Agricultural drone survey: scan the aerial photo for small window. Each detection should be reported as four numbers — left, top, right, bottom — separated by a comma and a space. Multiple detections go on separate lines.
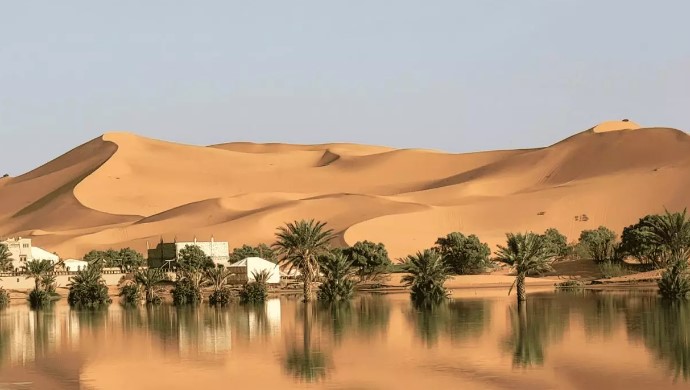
22, 244, 29, 248
19, 255, 27, 262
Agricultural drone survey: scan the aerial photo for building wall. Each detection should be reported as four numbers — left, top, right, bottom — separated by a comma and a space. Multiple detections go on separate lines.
1, 237, 33, 270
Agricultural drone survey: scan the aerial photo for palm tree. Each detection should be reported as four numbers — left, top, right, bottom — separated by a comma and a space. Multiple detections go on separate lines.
134, 267, 166, 303
644, 209, 690, 259
401, 249, 450, 305
0, 244, 13, 272
23, 259, 55, 291
67, 266, 111, 308
496, 233, 553, 304
273, 219, 334, 302
318, 253, 356, 302
204, 266, 232, 293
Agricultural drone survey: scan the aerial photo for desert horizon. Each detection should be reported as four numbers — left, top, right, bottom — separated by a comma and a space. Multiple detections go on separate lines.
1, 119, 687, 261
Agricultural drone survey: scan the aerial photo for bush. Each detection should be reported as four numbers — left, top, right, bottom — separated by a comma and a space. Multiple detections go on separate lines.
67, 267, 112, 308
433, 232, 490, 275
401, 250, 450, 305
342, 241, 392, 281
556, 280, 584, 288
28, 289, 53, 308
239, 282, 268, 304
541, 228, 569, 258
0, 287, 10, 308
579, 226, 617, 262
209, 288, 235, 306
171, 279, 202, 305
119, 283, 142, 305
318, 254, 356, 302
598, 261, 629, 279
658, 259, 690, 299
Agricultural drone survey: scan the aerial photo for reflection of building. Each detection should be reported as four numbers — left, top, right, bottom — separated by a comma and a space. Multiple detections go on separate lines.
178, 310, 232, 356
248, 298, 282, 339
147, 237, 230, 267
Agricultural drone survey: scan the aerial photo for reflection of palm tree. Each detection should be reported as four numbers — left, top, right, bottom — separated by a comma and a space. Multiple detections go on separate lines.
628, 299, 690, 381
355, 295, 391, 338
407, 299, 491, 347
283, 304, 329, 382
504, 298, 569, 368
318, 301, 352, 344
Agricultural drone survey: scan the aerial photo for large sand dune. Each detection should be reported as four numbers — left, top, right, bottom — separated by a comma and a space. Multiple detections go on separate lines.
1, 121, 689, 260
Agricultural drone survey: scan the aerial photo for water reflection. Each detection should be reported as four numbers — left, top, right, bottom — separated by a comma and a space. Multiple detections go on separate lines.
407, 299, 491, 347
283, 303, 330, 382
0, 291, 690, 387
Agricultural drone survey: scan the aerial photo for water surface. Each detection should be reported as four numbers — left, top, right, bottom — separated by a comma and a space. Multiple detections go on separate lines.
0, 289, 688, 389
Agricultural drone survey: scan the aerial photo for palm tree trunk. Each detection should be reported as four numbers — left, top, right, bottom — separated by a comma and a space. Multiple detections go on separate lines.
303, 273, 312, 302
516, 273, 526, 303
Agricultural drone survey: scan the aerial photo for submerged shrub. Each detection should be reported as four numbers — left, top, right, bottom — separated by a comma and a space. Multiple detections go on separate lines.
172, 279, 202, 305
658, 259, 690, 300
240, 282, 267, 304
209, 288, 235, 306
0, 287, 10, 308
28, 289, 53, 308
67, 267, 112, 308
401, 250, 450, 306
119, 283, 142, 305
318, 254, 356, 302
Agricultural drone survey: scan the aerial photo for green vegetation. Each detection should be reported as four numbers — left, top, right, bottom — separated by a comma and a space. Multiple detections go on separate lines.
176, 245, 214, 270
67, 266, 112, 308
621, 215, 667, 268
642, 209, 690, 299
273, 219, 334, 303
205, 266, 234, 306
496, 233, 553, 303
119, 283, 141, 305
401, 249, 450, 305
0, 287, 9, 308
83, 248, 144, 271
228, 243, 277, 263
556, 280, 584, 288
239, 270, 270, 304
342, 241, 392, 281
598, 260, 629, 279
541, 228, 569, 259
658, 257, 690, 299
318, 253, 356, 302
433, 232, 490, 275
579, 226, 617, 262
0, 244, 12, 272
172, 278, 202, 305
24, 259, 58, 308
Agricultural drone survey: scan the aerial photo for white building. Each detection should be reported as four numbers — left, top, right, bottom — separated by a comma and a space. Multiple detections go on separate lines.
30, 247, 59, 264
175, 238, 230, 266
228, 257, 280, 284
1, 237, 33, 270
63, 259, 89, 272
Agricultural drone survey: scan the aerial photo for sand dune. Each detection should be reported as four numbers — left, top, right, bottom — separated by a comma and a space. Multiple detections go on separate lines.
1, 121, 689, 259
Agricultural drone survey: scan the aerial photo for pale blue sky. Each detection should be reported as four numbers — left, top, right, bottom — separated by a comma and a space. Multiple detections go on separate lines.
1, 1, 689, 175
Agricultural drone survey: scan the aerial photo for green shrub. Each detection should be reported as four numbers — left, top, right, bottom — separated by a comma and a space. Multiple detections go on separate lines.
0, 287, 10, 308
658, 259, 690, 300
171, 279, 202, 305
433, 232, 490, 275
119, 283, 142, 305
67, 267, 112, 308
598, 261, 629, 279
401, 250, 450, 306
556, 280, 584, 288
28, 289, 53, 308
318, 254, 356, 302
209, 288, 235, 306
239, 282, 268, 304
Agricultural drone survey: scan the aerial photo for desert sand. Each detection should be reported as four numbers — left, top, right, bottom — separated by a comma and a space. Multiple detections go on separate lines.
1, 120, 688, 262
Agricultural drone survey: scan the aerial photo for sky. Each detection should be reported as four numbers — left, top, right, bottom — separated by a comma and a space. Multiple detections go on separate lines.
1, 0, 689, 175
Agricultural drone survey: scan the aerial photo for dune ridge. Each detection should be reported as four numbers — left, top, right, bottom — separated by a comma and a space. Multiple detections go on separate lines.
1, 121, 689, 259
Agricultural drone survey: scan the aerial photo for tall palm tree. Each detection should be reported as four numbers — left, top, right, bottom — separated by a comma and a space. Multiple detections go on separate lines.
0, 244, 13, 272
401, 249, 450, 305
318, 253, 356, 302
23, 259, 55, 291
273, 219, 334, 302
134, 267, 166, 303
496, 233, 553, 304
644, 209, 690, 259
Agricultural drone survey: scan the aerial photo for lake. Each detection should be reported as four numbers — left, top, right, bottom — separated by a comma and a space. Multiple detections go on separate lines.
0, 289, 688, 389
